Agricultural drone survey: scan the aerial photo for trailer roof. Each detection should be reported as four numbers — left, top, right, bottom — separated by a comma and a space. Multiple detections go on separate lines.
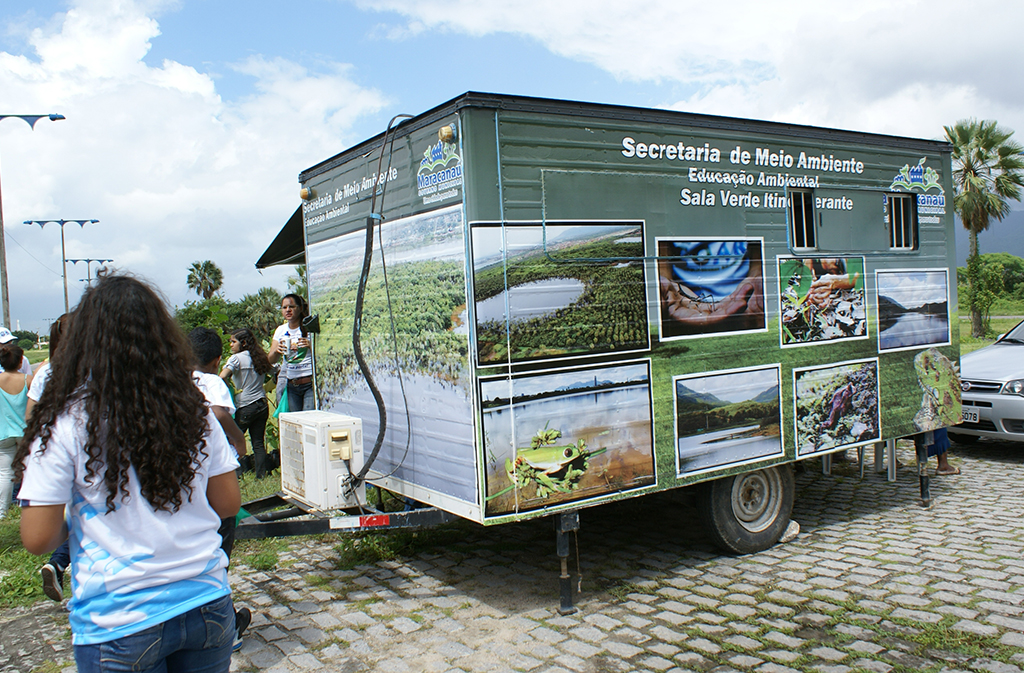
298, 91, 951, 183
256, 92, 953, 268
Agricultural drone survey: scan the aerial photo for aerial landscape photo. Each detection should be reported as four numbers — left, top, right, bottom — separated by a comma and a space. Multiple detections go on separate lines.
472, 222, 648, 365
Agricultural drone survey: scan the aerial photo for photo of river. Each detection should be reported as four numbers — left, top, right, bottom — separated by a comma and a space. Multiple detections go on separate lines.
877, 269, 950, 352
481, 362, 655, 516
674, 366, 783, 476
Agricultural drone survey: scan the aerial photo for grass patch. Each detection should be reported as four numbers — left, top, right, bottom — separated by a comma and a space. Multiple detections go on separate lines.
606, 581, 659, 601
30, 660, 73, 673
234, 535, 291, 572
333, 523, 468, 571
304, 574, 330, 588
311, 635, 350, 651
335, 531, 415, 569
26, 350, 49, 365
0, 506, 51, 608
238, 471, 283, 503
888, 614, 1003, 658
959, 316, 1023, 354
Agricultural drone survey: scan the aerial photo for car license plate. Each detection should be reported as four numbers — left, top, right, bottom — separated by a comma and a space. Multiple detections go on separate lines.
962, 407, 980, 424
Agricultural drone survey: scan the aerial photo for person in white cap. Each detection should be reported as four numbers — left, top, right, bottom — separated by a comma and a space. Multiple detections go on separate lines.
0, 328, 33, 376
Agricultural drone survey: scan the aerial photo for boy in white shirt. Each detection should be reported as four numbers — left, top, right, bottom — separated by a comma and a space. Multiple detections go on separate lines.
188, 327, 251, 651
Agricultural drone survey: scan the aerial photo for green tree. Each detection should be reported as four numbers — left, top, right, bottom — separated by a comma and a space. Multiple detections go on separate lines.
287, 265, 307, 299
944, 119, 1024, 337
186, 260, 224, 300
234, 287, 282, 342
980, 252, 1024, 296
12, 329, 38, 346
973, 261, 1005, 335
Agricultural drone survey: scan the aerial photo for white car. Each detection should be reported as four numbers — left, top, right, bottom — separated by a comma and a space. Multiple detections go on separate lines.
951, 319, 1024, 444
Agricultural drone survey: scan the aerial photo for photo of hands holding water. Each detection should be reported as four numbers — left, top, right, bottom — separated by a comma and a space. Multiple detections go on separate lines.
657, 239, 766, 340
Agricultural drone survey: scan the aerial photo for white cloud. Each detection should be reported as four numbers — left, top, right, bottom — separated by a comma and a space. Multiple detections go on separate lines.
0, 0, 387, 330
356, 0, 1024, 138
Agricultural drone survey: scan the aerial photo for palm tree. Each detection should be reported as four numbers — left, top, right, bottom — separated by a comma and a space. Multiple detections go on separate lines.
186, 260, 224, 300
287, 265, 308, 299
236, 287, 282, 341
944, 119, 1024, 337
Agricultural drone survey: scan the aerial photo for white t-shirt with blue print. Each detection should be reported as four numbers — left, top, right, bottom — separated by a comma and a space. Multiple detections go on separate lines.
18, 404, 239, 645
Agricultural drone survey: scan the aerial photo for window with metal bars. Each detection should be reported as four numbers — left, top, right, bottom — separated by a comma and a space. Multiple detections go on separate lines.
788, 190, 816, 249
885, 193, 917, 250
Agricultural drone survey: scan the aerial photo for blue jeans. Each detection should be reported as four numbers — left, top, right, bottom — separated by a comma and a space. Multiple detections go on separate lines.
287, 380, 315, 412
0, 436, 17, 517
50, 540, 71, 572
74, 594, 234, 673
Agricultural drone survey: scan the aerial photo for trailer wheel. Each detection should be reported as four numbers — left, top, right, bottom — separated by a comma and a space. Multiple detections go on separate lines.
697, 465, 794, 555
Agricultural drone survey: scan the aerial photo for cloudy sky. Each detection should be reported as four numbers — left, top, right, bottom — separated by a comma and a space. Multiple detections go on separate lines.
2, 0, 1022, 332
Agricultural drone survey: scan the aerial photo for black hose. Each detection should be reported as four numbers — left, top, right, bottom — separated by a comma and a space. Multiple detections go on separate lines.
352, 214, 387, 481
352, 113, 413, 482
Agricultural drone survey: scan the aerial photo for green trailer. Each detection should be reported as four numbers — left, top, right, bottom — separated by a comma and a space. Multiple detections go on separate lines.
254, 92, 960, 607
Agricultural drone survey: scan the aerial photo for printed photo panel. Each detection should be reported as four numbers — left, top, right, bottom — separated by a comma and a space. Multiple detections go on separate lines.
778, 256, 868, 347
674, 365, 783, 477
794, 359, 881, 456
910, 347, 962, 432
481, 361, 656, 517
876, 269, 950, 352
308, 204, 477, 504
657, 238, 766, 340
471, 222, 648, 366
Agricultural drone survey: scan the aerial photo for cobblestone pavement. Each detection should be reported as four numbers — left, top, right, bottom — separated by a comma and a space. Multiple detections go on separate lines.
4, 439, 1024, 673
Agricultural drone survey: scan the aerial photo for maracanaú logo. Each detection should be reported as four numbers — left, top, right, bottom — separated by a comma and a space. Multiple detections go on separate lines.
417, 140, 463, 203
890, 158, 943, 193
418, 141, 460, 175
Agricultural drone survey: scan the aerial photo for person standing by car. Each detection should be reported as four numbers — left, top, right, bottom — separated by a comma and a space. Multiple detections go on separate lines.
928, 427, 960, 475
16, 273, 240, 672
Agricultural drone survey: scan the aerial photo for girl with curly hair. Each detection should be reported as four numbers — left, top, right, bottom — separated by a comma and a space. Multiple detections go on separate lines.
16, 273, 240, 673
220, 328, 273, 478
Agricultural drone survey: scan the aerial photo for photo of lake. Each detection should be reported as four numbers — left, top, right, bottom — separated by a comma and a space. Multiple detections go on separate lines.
471, 221, 648, 365
480, 362, 655, 516
674, 365, 783, 476
876, 269, 950, 352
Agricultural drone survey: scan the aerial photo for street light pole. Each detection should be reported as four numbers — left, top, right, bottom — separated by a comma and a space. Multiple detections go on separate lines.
24, 219, 100, 312
66, 258, 112, 287
0, 114, 65, 328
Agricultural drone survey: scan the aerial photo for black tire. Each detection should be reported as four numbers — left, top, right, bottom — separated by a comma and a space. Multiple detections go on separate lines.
948, 432, 978, 445
696, 465, 795, 555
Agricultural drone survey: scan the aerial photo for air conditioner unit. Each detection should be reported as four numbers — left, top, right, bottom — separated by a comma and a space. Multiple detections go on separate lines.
279, 411, 365, 511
